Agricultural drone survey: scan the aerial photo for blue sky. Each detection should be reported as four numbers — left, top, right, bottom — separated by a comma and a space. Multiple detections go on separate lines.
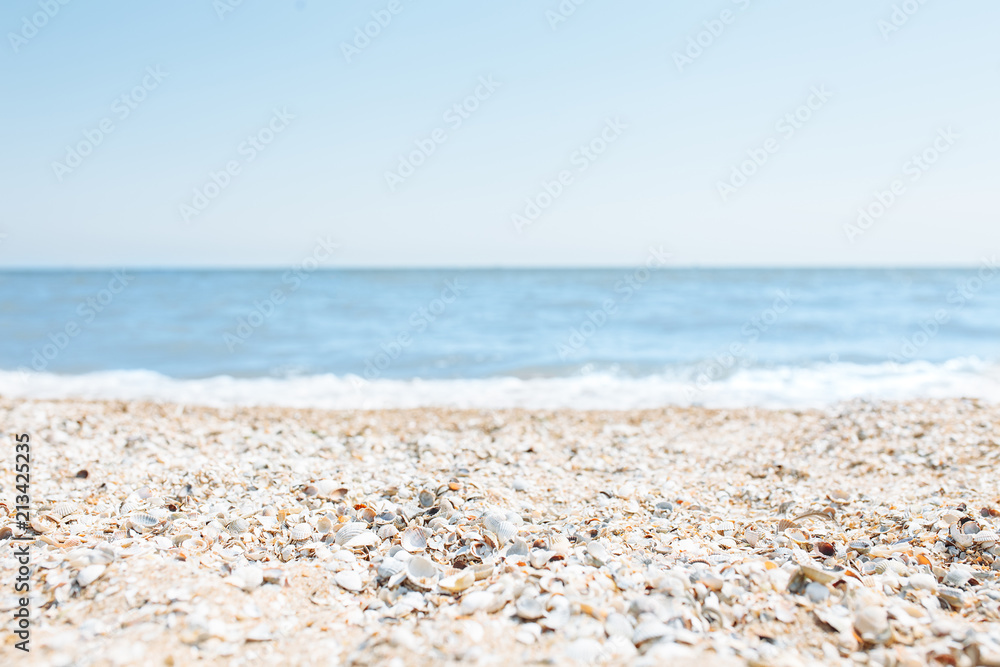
1, 0, 997, 267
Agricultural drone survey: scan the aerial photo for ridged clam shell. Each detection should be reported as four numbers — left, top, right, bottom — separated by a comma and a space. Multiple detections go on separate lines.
51, 502, 80, 518
401, 526, 427, 553
378, 524, 399, 540
377, 557, 406, 580
226, 518, 249, 536
483, 514, 516, 544
973, 531, 998, 544
335, 522, 366, 546
128, 513, 159, 531
289, 523, 312, 541
344, 530, 378, 550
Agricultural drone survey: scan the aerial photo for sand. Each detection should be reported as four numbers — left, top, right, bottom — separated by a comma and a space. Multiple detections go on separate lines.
2, 396, 1000, 666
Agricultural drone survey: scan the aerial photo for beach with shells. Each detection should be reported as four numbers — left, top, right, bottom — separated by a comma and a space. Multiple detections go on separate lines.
2, 396, 1000, 666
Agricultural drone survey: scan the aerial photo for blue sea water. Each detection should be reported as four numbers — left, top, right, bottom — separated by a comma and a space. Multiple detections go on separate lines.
1, 268, 999, 408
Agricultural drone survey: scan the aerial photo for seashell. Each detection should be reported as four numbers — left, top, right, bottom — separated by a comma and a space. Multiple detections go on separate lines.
343, 530, 378, 550
76, 564, 106, 587
814, 541, 836, 557
377, 557, 406, 580
937, 586, 967, 608
418, 489, 435, 508
777, 518, 799, 532
51, 502, 80, 519
848, 539, 872, 554
633, 619, 671, 646
263, 568, 285, 585
171, 532, 194, 546
401, 526, 427, 553
540, 598, 571, 630
515, 596, 545, 620
405, 555, 439, 590
483, 514, 516, 544
334, 522, 366, 546
506, 537, 529, 559
181, 537, 207, 551
30, 516, 57, 534
378, 524, 398, 540
438, 570, 475, 593
530, 549, 555, 569
800, 564, 841, 584
853, 607, 890, 640
460, 591, 496, 614
289, 524, 312, 541
785, 528, 811, 544
0, 526, 12, 540
471, 563, 493, 581
375, 510, 396, 525
944, 569, 971, 587
358, 507, 376, 523
334, 570, 364, 592
316, 516, 333, 534
226, 518, 249, 536
973, 531, 998, 545
744, 529, 760, 548
587, 540, 610, 565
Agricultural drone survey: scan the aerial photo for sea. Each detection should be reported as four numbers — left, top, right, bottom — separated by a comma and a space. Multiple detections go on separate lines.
2, 268, 999, 410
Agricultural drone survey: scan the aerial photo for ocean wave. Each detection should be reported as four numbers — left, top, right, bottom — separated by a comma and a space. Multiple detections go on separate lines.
2, 358, 999, 409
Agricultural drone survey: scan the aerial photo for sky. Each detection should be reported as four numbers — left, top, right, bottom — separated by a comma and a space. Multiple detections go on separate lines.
1, 0, 998, 268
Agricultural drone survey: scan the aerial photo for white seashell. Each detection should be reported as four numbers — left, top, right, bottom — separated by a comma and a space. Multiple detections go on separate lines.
316, 516, 333, 534
460, 591, 496, 614
334, 522, 366, 546
378, 524, 398, 540
483, 514, 516, 544
289, 524, 312, 541
226, 518, 249, 536
515, 596, 545, 620
343, 530, 378, 550
335, 570, 364, 592
529, 550, 555, 569
29, 516, 57, 534
76, 564, 106, 587
418, 489, 435, 508
587, 541, 610, 565
406, 555, 439, 590
377, 557, 406, 580
51, 502, 80, 518
438, 570, 475, 593
633, 619, 670, 646
235, 566, 263, 591
506, 537, 529, 558
401, 526, 427, 553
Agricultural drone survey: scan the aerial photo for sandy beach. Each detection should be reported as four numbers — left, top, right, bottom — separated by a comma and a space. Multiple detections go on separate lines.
2, 396, 1000, 666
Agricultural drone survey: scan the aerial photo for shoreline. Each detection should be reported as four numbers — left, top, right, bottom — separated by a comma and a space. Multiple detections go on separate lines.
2, 397, 999, 665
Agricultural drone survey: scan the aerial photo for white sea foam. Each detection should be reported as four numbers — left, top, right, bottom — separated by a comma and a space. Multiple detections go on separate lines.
2, 358, 999, 410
